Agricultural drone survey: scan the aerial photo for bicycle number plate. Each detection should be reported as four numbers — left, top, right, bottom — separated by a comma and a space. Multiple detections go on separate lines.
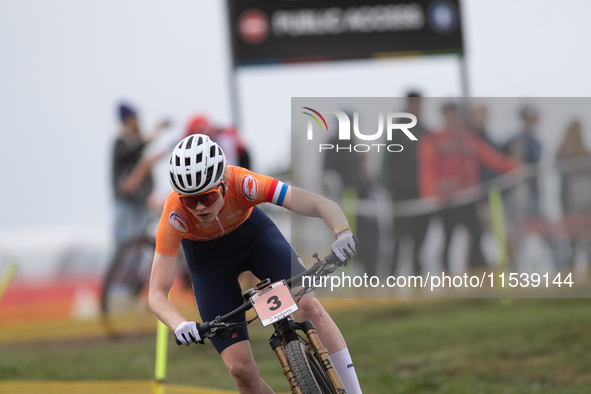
251, 280, 299, 327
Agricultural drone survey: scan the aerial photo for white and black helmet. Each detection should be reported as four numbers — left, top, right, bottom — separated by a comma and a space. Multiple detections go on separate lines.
169, 134, 227, 195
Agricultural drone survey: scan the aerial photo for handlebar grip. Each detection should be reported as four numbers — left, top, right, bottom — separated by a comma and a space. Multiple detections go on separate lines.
198, 322, 210, 337
325, 251, 341, 265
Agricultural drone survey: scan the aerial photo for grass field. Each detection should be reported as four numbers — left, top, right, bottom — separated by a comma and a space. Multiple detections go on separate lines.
1, 298, 591, 393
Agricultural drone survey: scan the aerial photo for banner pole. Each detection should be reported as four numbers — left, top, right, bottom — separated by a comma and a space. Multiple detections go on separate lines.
225, 0, 242, 130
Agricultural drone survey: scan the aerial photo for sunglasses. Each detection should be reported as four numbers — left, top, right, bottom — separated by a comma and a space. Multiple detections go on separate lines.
179, 184, 224, 209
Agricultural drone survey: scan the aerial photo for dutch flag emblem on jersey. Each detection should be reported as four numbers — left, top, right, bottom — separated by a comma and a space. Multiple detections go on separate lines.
266, 179, 289, 206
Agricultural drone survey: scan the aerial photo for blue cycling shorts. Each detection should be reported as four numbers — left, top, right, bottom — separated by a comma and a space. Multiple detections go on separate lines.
181, 206, 307, 354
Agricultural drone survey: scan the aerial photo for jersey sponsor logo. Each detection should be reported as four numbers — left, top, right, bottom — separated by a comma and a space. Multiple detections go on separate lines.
226, 209, 243, 220
169, 211, 188, 234
241, 175, 258, 201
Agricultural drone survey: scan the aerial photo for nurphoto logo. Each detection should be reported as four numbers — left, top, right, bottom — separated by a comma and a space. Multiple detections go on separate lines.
302, 107, 418, 152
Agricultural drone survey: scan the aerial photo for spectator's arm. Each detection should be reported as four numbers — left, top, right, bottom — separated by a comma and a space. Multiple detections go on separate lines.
120, 152, 164, 195
418, 137, 437, 197
473, 134, 520, 173
145, 119, 170, 143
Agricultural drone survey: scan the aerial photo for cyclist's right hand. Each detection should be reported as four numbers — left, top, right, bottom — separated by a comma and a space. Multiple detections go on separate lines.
331, 233, 359, 264
174, 321, 202, 346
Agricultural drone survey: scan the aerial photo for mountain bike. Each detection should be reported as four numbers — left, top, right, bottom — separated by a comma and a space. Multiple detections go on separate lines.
175, 251, 349, 394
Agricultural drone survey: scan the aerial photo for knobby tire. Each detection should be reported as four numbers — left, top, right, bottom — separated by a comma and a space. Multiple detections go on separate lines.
284, 340, 333, 394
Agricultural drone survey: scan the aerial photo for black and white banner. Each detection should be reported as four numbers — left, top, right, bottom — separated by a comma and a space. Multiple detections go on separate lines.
228, 0, 464, 66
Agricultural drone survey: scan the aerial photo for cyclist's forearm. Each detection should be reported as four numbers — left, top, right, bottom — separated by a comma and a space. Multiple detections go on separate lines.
148, 291, 186, 331
149, 253, 186, 330
286, 187, 352, 233
316, 198, 351, 233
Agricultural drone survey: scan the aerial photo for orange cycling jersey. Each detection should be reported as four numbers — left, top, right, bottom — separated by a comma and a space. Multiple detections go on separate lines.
156, 166, 290, 257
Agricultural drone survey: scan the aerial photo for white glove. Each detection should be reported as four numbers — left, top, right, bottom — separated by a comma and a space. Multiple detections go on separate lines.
174, 321, 201, 346
331, 233, 357, 263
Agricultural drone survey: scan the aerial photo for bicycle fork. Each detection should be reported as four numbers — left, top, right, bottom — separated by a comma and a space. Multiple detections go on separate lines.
270, 318, 347, 394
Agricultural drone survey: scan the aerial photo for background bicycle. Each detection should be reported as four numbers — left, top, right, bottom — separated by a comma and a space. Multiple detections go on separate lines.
101, 209, 194, 338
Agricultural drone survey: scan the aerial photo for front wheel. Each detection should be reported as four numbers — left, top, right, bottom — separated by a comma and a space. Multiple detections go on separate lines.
284, 340, 333, 394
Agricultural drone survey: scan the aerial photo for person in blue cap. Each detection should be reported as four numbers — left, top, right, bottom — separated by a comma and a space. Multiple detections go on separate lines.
111, 102, 170, 247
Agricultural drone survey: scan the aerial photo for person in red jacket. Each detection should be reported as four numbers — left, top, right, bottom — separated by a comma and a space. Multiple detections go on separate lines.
419, 102, 520, 271
184, 114, 251, 169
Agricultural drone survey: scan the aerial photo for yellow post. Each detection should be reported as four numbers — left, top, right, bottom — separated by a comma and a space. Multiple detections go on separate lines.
152, 317, 169, 394
488, 188, 508, 269
154, 318, 169, 383
0, 261, 18, 304
488, 188, 511, 302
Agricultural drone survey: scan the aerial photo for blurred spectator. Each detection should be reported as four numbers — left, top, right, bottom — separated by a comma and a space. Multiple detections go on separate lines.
324, 112, 368, 193
469, 104, 501, 185
323, 114, 379, 276
184, 114, 251, 169
112, 102, 169, 247
556, 120, 591, 213
419, 102, 520, 271
503, 104, 542, 217
382, 92, 431, 275
556, 120, 591, 267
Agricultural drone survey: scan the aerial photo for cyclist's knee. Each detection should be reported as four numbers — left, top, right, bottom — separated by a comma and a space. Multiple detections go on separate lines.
226, 362, 259, 389
221, 341, 261, 388
296, 298, 328, 325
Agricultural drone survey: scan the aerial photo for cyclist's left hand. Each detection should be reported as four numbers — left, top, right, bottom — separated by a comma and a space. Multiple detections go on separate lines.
331, 232, 358, 263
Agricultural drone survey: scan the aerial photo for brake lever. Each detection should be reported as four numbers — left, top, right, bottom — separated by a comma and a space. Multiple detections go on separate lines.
323, 262, 339, 275
202, 316, 241, 340
204, 317, 228, 336
312, 253, 340, 276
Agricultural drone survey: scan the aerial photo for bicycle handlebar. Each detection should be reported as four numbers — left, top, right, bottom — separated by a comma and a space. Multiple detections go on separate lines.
174, 251, 344, 346
286, 251, 341, 288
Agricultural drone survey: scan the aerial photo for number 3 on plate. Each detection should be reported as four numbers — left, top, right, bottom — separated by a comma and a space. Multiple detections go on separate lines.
251, 280, 299, 327
267, 295, 282, 311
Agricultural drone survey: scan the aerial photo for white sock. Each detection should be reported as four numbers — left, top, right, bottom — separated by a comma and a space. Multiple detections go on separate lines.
330, 347, 362, 394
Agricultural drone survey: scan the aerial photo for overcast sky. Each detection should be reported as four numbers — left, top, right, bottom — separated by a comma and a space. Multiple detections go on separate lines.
1, 0, 591, 234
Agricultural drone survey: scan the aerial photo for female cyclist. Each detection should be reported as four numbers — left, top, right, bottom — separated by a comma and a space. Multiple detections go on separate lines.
148, 134, 362, 394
